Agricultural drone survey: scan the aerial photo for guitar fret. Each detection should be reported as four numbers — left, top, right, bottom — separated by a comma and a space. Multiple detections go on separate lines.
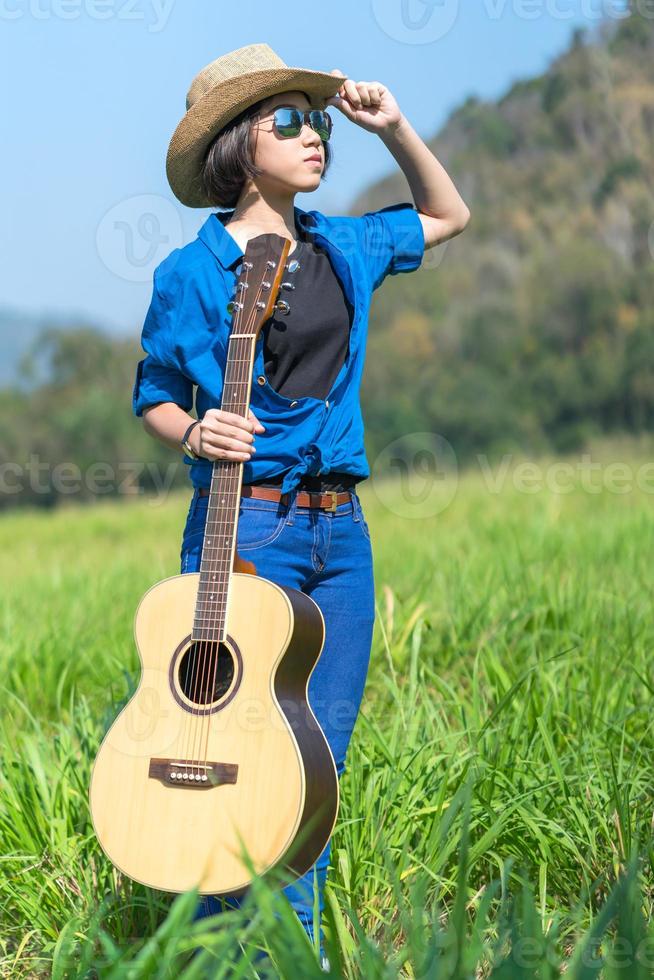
185, 266, 282, 633
198, 563, 235, 569
198, 557, 237, 561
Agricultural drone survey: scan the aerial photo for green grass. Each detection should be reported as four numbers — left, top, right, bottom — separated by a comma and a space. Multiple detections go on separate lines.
2, 436, 654, 977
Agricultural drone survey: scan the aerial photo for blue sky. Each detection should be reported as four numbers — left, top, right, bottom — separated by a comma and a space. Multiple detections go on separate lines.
2, 1, 620, 336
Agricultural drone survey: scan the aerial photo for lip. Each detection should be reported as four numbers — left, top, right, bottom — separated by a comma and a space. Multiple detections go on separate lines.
304, 155, 323, 164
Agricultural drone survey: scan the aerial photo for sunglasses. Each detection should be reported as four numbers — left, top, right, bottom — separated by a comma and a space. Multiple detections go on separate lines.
259, 105, 333, 142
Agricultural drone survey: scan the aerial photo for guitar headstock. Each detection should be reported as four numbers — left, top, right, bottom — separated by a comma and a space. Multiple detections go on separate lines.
227, 234, 299, 340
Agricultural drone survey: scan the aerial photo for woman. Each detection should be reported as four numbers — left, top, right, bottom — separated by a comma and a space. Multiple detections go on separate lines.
133, 42, 470, 967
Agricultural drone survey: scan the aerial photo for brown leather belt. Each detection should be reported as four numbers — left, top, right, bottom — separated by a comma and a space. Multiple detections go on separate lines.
197, 484, 353, 512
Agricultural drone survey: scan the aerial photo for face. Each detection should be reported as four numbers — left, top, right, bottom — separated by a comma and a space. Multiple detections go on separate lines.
249, 90, 329, 194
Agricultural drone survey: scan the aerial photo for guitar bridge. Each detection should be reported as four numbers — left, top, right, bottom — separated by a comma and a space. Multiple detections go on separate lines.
149, 757, 238, 789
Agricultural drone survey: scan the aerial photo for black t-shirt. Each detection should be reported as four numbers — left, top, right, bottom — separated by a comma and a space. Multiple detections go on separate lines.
260, 238, 353, 400
248, 235, 360, 491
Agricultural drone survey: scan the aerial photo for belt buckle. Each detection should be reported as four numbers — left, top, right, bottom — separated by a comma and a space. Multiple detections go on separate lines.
326, 490, 338, 512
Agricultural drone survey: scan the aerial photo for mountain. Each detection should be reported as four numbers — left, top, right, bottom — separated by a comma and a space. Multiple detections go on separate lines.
0, 309, 115, 391
351, 10, 654, 460
4, 8, 654, 510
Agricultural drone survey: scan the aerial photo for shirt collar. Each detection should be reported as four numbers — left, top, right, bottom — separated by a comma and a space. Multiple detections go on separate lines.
197, 205, 319, 270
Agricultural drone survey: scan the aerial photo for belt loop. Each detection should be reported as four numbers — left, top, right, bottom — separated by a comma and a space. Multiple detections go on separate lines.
351, 489, 362, 523
285, 488, 298, 526
190, 487, 200, 519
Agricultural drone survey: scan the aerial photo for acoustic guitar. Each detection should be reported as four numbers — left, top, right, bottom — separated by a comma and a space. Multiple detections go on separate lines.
89, 234, 339, 896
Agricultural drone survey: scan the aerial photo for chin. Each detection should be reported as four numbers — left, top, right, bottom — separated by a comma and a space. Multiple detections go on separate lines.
287, 178, 321, 193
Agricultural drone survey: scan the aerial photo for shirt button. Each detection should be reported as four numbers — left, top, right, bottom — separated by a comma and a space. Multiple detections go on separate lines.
325, 399, 330, 408
290, 400, 298, 407
257, 375, 266, 386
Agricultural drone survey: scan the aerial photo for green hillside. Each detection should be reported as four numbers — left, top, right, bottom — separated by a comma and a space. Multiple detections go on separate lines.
356, 11, 654, 464
3, 10, 654, 509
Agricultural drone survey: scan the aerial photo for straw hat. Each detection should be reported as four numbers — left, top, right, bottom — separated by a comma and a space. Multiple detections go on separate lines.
166, 43, 347, 208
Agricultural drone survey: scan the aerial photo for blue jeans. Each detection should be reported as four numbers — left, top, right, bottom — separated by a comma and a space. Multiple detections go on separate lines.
179, 485, 376, 956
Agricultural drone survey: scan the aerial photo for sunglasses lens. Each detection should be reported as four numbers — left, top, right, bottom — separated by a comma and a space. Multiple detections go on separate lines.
310, 110, 332, 141
272, 107, 333, 141
273, 107, 303, 137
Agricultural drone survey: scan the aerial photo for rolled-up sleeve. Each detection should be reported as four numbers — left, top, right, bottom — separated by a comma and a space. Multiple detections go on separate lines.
359, 202, 425, 290
132, 276, 194, 418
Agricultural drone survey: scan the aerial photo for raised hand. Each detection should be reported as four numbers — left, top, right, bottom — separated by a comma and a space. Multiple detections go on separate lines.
324, 69, 403, 134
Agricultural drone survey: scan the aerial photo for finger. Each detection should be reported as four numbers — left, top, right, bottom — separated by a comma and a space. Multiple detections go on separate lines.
208, 447, 252, 462
218, 423, 255, 445
248, 409, 266, 432
328, 93, 356, 119
342, 78, 362, 108
356, 83, 373, 107
204, 419, 254, 444
329, 68, 347, 87
367, 83, 383, 105
220, 435, 256, 454
219, 410, 257, 433
328, 69, 348, 101
206, 434, 256, 455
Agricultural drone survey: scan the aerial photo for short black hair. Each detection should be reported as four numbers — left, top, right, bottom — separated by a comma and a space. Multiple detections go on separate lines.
200, 92, 333, 209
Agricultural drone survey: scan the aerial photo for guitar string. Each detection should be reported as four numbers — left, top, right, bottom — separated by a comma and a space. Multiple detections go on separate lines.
185, 268, 251, 779
184, 259, 257, 779
198, 353, 256, 774
197, 261, 262, 776
199, 244, 299, 776
175, 263, 247, 779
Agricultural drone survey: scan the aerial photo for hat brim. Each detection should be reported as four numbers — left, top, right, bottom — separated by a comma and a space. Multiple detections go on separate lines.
166, 67, 347, 208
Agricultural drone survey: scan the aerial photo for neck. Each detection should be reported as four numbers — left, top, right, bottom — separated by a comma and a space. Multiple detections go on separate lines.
230, 187, 297, 240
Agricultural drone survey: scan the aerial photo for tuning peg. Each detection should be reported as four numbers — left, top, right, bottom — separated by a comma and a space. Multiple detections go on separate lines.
280, 281, 295, 291
227, 300, 243, 315
286, 259, 301, 274
275, 300, 291, 316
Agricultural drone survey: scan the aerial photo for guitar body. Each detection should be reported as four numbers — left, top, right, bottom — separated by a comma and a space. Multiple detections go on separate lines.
89, 571, 339, 895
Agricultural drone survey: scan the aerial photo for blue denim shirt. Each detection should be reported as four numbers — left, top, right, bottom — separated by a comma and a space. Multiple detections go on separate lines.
132, 202, 425, 494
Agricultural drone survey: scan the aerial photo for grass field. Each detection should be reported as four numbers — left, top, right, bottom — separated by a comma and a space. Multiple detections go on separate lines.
2, 436, 654, 978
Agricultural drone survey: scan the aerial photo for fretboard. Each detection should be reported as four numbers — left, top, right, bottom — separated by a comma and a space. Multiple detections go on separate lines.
191, 335, 257, 642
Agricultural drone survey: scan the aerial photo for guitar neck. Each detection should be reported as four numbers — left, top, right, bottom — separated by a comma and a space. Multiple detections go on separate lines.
192, 334, 258, 644
190, 235, 293, 643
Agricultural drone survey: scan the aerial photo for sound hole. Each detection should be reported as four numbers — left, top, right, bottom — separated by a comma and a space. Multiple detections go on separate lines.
179, 642, 235, 705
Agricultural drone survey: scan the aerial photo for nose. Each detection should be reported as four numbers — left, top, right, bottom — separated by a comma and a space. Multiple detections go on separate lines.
302, 128, 322, 150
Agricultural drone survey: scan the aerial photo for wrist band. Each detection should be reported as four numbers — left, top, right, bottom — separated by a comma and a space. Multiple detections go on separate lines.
181, 419, 202, 460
